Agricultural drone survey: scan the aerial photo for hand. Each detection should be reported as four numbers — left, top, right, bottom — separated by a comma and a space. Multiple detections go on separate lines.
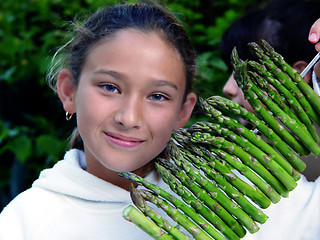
309, 18, 320, 81
309, 18, 320, 51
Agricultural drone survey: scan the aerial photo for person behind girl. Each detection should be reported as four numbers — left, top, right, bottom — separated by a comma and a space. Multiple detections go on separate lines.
309, 17, 320, 91
221, 0, 320, 114
217, 1, 320, 239
220, 0, 320, 182
0, 2, 197, 239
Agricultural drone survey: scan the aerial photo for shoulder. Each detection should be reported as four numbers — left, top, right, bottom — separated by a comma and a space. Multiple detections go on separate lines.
0, 187, 65, 239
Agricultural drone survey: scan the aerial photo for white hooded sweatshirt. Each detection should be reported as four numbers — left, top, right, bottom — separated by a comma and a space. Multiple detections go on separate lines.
0, 149, 172, 240
242, 175, 320, 240
1, 150, 320, 240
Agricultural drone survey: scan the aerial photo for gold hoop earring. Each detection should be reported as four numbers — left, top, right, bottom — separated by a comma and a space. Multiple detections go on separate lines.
66, 111, 73, 121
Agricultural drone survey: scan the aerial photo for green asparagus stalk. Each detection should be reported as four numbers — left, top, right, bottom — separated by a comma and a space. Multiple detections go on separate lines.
231, 49, 310, 156
199, 95, 307, 161
248, 68, 300, 123
237, 61, 320, 156
205, 96, 304, 174
171, 134, 271, 209
157, 159, 259, 235
189, 121, 298, 191
196, 100, 287, 197
195, 100, 284, 201
249, 42, 313, 105
248, 68, 313, 135
119, 171, 227, 240
138, 189, 214, 240
231, 47, 310, 156
212, 147, 282, 202
231, 59, 310, 156
123, 205, 175, 240
177, 129, 281, 202
249, 41, 320, 143
155, 161, 244, 239
167, 147, 268, 224
260, 39, 320, 123
248, 60, 318, 143
130, 185, 191, 240
191, 132, 290, 196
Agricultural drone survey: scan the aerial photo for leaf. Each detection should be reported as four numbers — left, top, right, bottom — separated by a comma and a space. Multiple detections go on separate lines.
2, 135, 32, 164
35, 134, 65, 157
0, 67, 16, 82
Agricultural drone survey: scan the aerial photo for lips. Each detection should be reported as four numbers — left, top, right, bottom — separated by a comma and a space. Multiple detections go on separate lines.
104, 132, 144, 148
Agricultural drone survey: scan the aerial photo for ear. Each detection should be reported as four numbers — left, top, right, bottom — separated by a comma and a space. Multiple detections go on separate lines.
174, 92, 197, 129
57, 69, 77, 114
292, 60, 312, 84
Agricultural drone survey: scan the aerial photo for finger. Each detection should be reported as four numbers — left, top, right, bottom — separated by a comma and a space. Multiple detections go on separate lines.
315, 42, 320, 52
309, 18, 320, 44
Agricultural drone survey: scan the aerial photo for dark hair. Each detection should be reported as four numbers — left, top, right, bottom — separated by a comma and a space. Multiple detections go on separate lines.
220, 0, 320, 70
47, 2, 196, 151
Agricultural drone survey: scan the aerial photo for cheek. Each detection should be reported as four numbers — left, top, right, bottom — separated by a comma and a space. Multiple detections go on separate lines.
148, 107, 179, 140
75, 89, 106, 134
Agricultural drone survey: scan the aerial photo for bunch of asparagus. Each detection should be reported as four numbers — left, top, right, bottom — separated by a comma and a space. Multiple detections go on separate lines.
120, 40, 320, 240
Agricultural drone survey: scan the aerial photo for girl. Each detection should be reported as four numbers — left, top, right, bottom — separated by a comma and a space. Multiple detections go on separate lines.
0, 2, 197, 239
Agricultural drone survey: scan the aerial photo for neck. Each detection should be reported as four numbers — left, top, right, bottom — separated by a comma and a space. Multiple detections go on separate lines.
85, 158, 150, 191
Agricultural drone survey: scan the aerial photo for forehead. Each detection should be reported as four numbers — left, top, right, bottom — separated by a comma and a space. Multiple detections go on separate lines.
86, 29, 183, 67
81, 28, 186, 89
90, 28, 181, 59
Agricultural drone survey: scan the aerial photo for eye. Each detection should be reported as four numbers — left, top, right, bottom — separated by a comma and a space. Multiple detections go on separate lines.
148, 93, 168, 101
102, 84, 119, 93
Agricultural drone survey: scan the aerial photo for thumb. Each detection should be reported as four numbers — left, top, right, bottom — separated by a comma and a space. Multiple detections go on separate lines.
309, 18, 320, 52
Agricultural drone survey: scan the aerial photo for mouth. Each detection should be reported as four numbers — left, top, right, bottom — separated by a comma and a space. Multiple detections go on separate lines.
104, 132, 145, 148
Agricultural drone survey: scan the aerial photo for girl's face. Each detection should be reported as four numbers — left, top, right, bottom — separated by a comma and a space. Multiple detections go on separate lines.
58, 29, 196, 184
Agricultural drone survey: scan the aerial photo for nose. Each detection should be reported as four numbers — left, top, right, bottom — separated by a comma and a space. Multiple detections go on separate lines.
223, 73, 240, 99
113, 96, 142, 129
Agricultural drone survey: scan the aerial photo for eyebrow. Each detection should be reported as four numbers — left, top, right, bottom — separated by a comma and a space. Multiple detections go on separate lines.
93, 69, 122, 80
152, 80, 178, 90
93, 69, 178, 90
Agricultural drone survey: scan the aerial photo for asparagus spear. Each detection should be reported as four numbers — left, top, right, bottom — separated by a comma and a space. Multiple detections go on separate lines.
130, 185, 191, 240
138, 189, 214, 240
248, 60, 318, 143
205, 96, 304, 174
199, 94, 307, 160
248, 68, 299, 122
123, 205, 175, 240
189, 121, 298, 191
191, 132, 290, 197
237, 61, 320, 156
167, 148, 268, 224
217, 147, 282, 202
260, 39, 320, 123
155, 161, 245, 238
197, 102, 283, 201
248, 41, 320, 130
119, 171, 227, 240
248, 68, 311, 134
171, 134, 271, 209
158, 159, 260, 235
231, 47, 310, 156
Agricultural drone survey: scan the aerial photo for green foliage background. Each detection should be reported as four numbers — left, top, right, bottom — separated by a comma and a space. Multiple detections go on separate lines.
0, 0, 271, 209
